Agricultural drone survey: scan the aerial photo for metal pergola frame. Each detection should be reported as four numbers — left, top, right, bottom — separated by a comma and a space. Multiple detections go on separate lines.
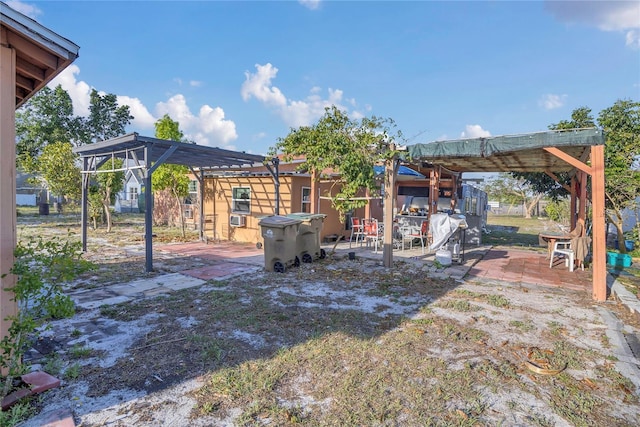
73, 133, 277, 272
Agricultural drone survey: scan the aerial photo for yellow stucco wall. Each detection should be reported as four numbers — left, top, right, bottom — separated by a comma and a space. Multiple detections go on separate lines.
202, 175, 365, 246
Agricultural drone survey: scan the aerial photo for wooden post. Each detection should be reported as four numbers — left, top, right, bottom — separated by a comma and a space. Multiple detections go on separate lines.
570, 176, 577, 229
0, 42, 18, 372
429, 167, 440, 215
311, 170, 318, 214
382, 147, 398, 268
364, 187, 371, 220
590, 145, 607, 301
579, 171, 587, 222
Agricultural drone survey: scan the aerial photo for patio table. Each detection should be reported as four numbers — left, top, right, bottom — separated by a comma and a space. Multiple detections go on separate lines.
539, 232, 572, 259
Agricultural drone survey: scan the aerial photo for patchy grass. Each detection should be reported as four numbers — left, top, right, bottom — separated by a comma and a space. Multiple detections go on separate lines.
13, 213, 640, 426
483, 215, 556, 248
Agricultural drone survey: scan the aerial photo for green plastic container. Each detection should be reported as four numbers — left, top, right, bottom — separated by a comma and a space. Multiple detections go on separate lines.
607, 251, 632, 268
259, 215, 302, 273
285, 213, 327, 263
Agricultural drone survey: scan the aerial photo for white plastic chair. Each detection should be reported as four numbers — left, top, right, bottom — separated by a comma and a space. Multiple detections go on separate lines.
400, 220, 430, 254
549, 240, 575, 272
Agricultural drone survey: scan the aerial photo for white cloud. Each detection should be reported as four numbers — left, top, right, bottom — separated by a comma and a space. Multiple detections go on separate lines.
6, 0, 42, 19
460, 125, 491, 139
241, 63, 287, 107
299, 0, 321, 11
156, 94, 238, 148
626, 29, 640, 49
117, 95, 156, 129
539, 93, 568, 110
48, 65, 92, 116
545, 0, 640, 49
189, 80, 203, 87
48, 66, 238, 149
241, 63, 365, 128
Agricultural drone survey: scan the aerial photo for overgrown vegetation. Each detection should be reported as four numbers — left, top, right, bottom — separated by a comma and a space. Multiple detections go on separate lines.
0, 235, 93, 413
271, 105, 404, 217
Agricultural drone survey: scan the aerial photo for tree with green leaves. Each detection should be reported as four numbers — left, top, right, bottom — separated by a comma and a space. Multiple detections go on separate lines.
152, 114, 191, 238
36, 142, 82, 206
95, 160, 125, 233
15, 85, 84, 166
15, 86, 133, 216
85, 89, 133, 143
271, 105, 402, 217
598, 99, 640, 253
481, 173, 544, 218
87, 187, 104, 230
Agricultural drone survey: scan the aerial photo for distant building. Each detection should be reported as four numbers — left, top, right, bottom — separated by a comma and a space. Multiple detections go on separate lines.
16, 170, 45, 206
115, 169, 144, 213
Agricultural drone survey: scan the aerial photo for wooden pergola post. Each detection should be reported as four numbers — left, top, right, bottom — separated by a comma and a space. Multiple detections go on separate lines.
382, 147, 399, 267
543, 145, 608, 301
590, 145, 607, 301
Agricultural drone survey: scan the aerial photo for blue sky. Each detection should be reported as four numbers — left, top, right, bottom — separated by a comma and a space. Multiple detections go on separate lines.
7, 0, 640, 155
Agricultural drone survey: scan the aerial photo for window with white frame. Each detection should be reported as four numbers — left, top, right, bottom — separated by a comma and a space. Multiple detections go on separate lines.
185, 180, 198, 205
129, 187, 138, 201
232, 187, 251, 214
301, 187, 311, 213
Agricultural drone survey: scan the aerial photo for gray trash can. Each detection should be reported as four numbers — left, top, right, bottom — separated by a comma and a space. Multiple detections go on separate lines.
258, 215, 302, 273
39, 203, 49, 215
286, 213, 327, 263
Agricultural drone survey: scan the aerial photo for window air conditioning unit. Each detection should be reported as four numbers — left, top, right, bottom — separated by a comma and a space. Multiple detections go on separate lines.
184, 209, 193, 219
230, 214, 246, 227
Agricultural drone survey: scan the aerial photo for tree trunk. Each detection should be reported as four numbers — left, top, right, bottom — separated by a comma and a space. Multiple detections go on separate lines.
103, 188, 112, 233
523, 194, 543, 219
173, 190, 185, 238
605, 194, 629, 254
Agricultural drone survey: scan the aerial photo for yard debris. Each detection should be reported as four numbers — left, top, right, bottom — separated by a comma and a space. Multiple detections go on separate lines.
524, 347, 567, 376
524, 360, 567, 376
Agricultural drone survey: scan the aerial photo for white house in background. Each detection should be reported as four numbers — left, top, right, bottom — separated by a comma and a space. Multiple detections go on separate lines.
16, 170, 45, 206
115, 169, 143, 213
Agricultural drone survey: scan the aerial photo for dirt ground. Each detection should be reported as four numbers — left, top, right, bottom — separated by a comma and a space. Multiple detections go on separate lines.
12, 215, 640, 426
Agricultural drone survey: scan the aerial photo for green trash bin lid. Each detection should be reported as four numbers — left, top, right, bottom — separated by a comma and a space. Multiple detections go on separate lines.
258, 215, 302, 228
286, 213, 327, 221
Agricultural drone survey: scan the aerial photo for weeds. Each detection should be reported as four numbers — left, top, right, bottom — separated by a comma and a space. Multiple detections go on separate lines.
437, 299, 481, 312
509, 319, 535, 332
64, 363, 81, 380
0, 402, 33, 427
69, 344, 92, 359
486, 294, 510, 308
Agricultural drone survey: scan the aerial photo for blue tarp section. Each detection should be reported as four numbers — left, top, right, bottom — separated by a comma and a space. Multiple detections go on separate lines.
374, 165, 425, 178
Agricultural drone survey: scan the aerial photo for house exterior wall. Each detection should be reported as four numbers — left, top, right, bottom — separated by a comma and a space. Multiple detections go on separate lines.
115, 172, 141, 213
201, 174, 357, 246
